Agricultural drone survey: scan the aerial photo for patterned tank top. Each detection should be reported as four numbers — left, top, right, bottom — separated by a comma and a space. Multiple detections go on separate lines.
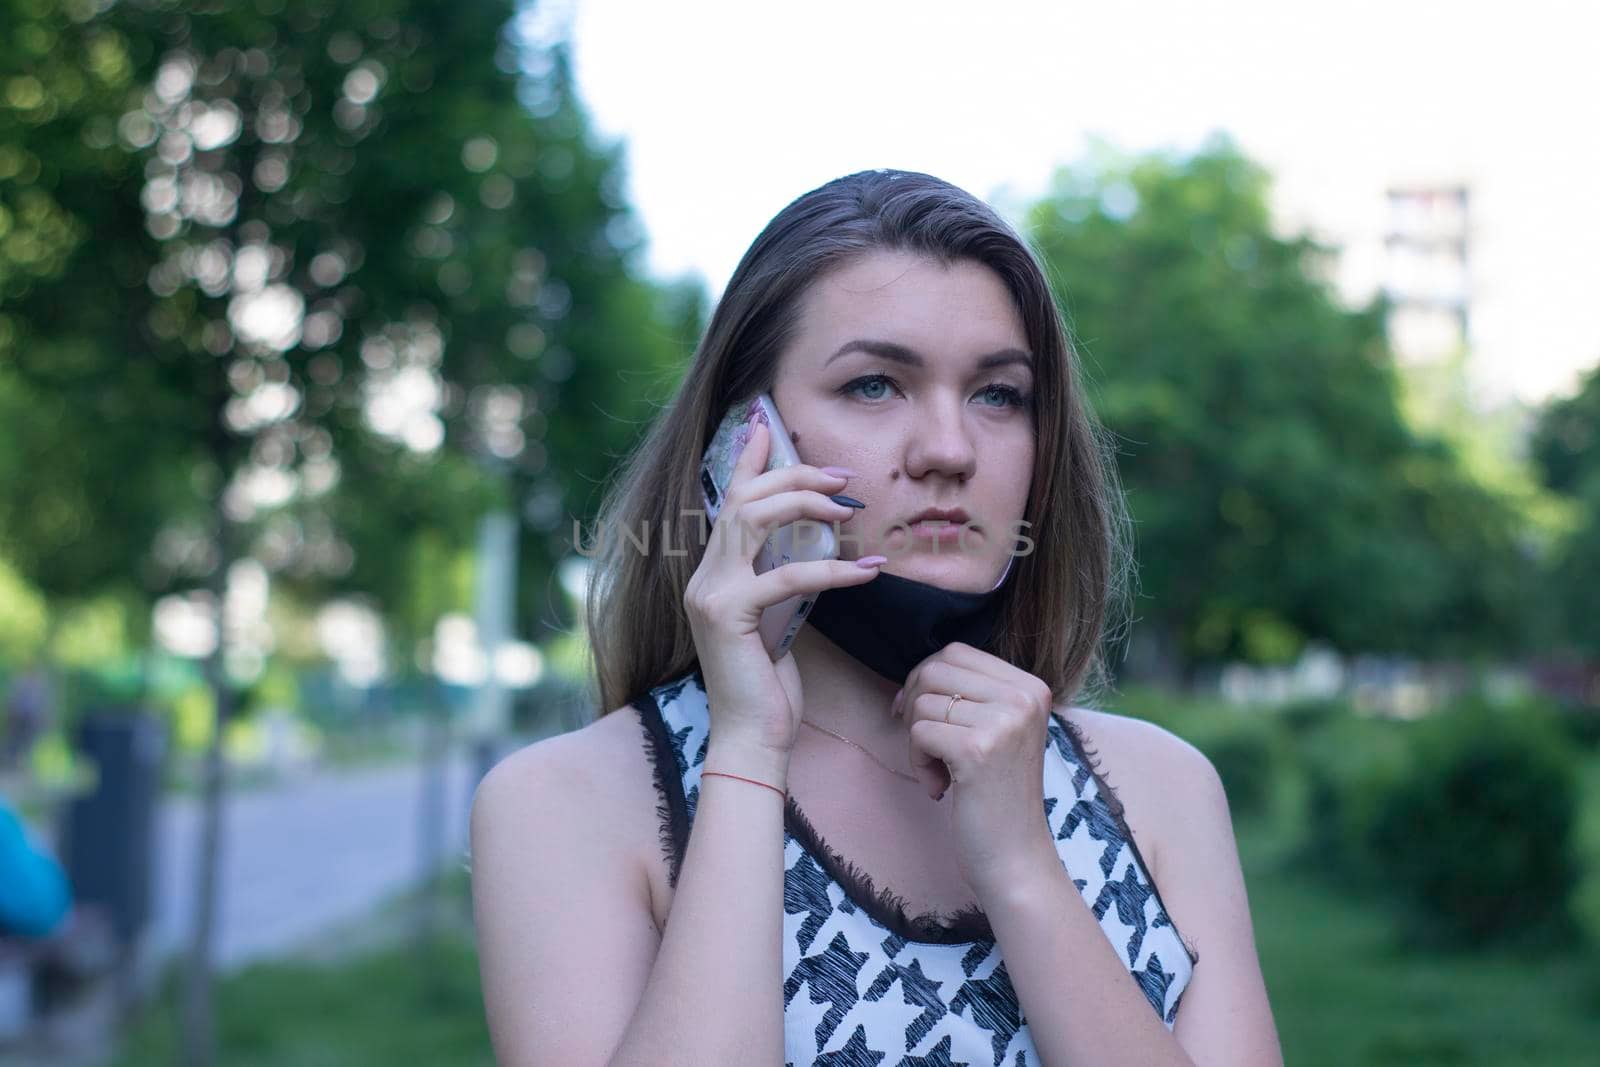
632, 667, 1198, 1066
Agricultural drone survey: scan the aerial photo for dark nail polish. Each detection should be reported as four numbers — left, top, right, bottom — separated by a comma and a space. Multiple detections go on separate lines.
829, 494, 866, 509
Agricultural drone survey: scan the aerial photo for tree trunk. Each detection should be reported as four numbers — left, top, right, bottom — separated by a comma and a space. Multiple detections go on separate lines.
414, 676, 452, 1003
180, 415, 239, 1067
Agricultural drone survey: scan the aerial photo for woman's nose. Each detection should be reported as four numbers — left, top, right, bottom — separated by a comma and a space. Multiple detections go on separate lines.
903, 394, 977, 481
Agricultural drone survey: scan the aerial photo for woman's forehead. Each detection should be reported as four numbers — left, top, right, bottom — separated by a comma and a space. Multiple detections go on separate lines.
805, 251, 1007, 307
788, 254, 1030, 367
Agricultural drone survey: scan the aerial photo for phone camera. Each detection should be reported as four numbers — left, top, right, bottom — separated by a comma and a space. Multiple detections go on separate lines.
700, 469, 720, 508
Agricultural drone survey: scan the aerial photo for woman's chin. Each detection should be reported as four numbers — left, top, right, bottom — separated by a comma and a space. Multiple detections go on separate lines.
879, 551, 997, 594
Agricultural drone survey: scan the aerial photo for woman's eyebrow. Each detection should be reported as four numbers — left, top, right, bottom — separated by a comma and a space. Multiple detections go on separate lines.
825, 338, 1033, 371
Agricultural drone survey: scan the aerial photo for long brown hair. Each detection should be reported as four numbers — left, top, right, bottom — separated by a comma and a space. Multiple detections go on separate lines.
583, 169, 1134, 716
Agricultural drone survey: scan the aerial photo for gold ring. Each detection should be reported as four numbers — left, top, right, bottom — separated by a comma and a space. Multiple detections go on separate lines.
944, 693, 963, 724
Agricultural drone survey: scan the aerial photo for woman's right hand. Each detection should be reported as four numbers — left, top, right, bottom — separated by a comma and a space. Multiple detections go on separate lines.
684, 420, 886, 765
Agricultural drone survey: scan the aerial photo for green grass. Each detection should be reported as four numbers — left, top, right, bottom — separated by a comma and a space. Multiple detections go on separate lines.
1572, 753, 1600, 943
110, 872, 495, 1067
111, 938, 493, 1067
1247, 819, 1600, 1064
1239, 751, 1600, 1065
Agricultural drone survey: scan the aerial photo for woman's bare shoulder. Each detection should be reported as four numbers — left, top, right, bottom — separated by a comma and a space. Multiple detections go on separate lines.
472, 700, 667, 912
1057, 703, 1209, 773
477, 702, 654, 813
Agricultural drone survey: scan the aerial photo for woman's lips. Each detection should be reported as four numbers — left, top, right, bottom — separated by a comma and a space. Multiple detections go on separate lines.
899, 519, 980, 547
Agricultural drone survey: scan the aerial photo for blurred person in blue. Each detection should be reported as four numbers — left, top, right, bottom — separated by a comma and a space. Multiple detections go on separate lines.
2, 665, 53, 772
0, 795, 72, 939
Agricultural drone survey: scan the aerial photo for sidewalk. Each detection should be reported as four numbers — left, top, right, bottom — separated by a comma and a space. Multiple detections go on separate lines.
148, 750, 482, 973
1, 735, 541, 1065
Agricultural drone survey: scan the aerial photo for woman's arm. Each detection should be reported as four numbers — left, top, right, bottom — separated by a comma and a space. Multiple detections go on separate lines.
1153, 732, 1283, 1065
981, 722, 1282, 1067
470, 723, 792, 1067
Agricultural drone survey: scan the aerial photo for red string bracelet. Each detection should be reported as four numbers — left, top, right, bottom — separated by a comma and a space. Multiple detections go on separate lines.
702, 770, 786, 800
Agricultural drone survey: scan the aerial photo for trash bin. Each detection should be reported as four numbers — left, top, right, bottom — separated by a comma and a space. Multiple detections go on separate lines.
59, 712, 165, 946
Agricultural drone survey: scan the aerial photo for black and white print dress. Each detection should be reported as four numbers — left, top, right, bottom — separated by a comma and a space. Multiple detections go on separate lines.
633, 667, 1199, 1066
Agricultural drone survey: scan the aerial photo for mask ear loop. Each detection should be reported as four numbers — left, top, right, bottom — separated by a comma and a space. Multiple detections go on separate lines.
987, 551, 1016, 593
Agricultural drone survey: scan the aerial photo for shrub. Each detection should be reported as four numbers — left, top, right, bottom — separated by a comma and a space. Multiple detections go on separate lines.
1293, 711, 1412, 893
1108, 684, 1291, 821
1185, 718, 1281, 821
1363, 695, 1581, 947
1552, 701, 1600, 752
1276, 694, 1350, 739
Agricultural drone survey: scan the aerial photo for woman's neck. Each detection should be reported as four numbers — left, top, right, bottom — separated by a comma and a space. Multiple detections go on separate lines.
788, 624, 905, 746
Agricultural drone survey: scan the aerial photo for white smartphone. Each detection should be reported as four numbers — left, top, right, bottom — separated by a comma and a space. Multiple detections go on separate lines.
700, 393, 840, 659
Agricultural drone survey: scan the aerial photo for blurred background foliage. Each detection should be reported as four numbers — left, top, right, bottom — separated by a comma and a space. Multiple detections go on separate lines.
0, 0, 706, 699
1027, 143, 1553, 673
3, 0, 1596, 722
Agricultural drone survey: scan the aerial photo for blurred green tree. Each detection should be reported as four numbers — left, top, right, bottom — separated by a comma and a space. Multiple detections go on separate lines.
1530, 362, 1600, 656
0, 0, 195, 624
1026, 137, 1540, 681
1, 0, 696, 1061
1, 0, 694, 647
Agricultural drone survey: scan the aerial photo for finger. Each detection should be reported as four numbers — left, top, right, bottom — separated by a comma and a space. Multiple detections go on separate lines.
724, 491, 857, 562
892, 654, 931, 719
937, 641, 1051, 706
902, 646, 985, 713
907, 720, 959, 799
705, 495, 850, 568
686, 556, 881, 640
726, 458, 852, 511
896, 655, 992, 723
747, 556, 885, 609
901, 666, 1006, 728
727, 417, 771, 494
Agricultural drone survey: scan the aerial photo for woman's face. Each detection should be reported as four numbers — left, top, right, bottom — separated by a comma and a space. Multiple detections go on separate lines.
770, 249, 1035, 594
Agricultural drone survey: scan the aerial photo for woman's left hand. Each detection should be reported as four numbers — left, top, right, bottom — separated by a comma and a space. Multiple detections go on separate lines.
891, 641, 1059, 898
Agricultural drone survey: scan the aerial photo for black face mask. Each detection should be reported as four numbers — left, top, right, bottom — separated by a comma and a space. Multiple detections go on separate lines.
803, 556, 1015, 685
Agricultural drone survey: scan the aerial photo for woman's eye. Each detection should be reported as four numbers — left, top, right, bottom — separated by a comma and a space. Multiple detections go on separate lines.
842, 376, 1029, 408
842, 374, 895, 401
977, 383, 1028, 408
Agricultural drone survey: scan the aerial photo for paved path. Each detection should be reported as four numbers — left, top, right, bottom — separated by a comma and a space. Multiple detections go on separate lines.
148, 750, 484, 972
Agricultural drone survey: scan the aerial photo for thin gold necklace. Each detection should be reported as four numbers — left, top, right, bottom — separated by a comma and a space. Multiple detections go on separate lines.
800, 718, 921, 784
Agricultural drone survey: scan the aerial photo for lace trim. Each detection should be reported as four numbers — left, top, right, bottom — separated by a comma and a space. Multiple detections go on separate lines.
783, 797, 995, 945
637, 672, 1199, 971
632, 688, 690, 891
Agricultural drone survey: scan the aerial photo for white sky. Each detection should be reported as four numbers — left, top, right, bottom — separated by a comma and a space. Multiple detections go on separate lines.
557, 0, 1600, 407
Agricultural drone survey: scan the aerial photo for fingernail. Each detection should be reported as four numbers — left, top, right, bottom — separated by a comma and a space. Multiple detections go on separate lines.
892, 688, 903, 715
820, 466, 857, 479
829, 494, 866, 509
855, 555, 888, 569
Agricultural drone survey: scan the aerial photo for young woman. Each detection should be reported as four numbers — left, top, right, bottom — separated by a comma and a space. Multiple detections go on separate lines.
471, 169, 1283, 1066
